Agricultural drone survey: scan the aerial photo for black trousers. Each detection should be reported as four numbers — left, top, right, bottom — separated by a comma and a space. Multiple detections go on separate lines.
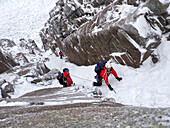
60, 55, 63, 59
94, 73, 102, 86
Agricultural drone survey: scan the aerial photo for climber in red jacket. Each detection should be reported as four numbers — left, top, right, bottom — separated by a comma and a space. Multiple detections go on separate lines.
63, 68, 73, 87
93, 62, 122, 91
59, 51, 63, 59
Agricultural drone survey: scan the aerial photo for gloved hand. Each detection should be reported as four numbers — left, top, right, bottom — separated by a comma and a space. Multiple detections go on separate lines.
116, 77, 122, 81
108, 84, 113, 91
70, 82, 75, 86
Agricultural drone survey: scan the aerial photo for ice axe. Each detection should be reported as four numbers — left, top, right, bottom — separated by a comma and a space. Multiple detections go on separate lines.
112, 88, 117, 94
108, 84, 117, 94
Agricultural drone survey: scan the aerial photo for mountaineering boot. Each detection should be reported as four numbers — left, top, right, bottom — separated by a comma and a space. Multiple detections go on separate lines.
93, 82, 98, 86
93, 82, 102, 86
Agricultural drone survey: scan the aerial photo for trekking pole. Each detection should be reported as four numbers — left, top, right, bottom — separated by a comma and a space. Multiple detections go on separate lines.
112, 88, 117, 94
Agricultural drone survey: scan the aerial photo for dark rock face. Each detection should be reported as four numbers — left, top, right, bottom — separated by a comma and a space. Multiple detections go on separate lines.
40, 0, 169, 68
0, 39, 18, 74
144, 0, 169, 15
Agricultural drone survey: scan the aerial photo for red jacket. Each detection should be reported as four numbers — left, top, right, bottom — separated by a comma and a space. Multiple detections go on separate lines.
63, 71, 73, 87
100, 66, 118, 85
59, 51, 63, 56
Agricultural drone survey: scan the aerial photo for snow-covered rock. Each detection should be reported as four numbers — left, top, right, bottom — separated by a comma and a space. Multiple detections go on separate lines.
0, 39, 18, 73
40, 0, 169, 68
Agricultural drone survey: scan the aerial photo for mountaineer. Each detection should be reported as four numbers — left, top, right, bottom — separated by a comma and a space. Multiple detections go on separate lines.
57, 68, 73, 87
93, 61, 122, 91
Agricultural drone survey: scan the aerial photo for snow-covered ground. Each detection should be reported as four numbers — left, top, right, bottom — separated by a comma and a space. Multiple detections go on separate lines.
0, 0, 57, 48
0, 0, 170, 108
44, 44, 170, 108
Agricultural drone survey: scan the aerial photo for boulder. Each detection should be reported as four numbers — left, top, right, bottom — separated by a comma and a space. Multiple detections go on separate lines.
4, 82, 14, 93
31, 68, 60, 84
0, 87, 11, 99
0, 50, 18, 74
0, 81, 14, 99
40, 0, 168, 68
0, 39, 19, 74
36, 62, 50, 76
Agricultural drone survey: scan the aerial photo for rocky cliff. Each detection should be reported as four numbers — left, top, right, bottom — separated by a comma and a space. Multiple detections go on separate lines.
40, 0, 169, 68
0, 39, 18, 74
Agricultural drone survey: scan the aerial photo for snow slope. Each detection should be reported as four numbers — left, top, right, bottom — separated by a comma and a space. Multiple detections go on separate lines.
0, 0, 170, 108
0, 0, 57, 48
44, 44, 170, 108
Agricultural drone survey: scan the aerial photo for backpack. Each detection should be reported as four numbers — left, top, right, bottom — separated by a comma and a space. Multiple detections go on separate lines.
57, 73, 64, 84
94, 60, 107, 74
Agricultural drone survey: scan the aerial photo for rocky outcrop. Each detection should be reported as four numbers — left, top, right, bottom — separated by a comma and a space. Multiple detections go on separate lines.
40, 0, 169, 68
0, 39, 18, 74
0, 38, 42, 74
0, 80, 13, 98
0, 39, 16, 48
39, 0, 116, 51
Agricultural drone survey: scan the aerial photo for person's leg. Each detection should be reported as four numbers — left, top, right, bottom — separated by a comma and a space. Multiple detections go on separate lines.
93, 80, 102, 86
63, 82, 67, 87
93, 72, 102, 86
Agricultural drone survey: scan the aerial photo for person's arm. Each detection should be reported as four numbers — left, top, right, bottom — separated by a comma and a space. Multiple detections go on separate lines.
111, 68, 122, 81
68, 75, 73, 84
